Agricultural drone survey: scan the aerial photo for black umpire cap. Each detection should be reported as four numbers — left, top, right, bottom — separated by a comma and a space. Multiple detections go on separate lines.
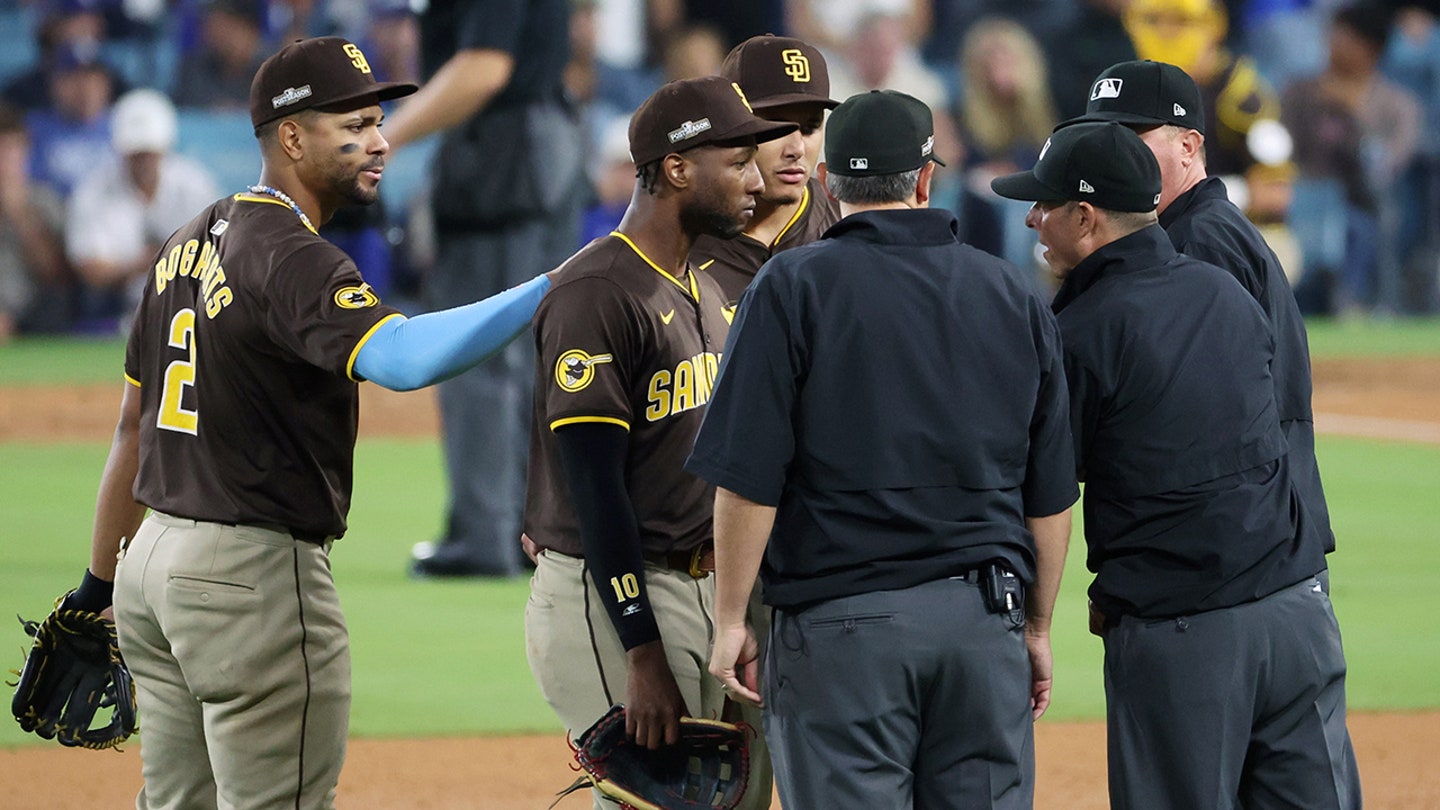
824, 90, 945, 177
250, 37, 417, 131
991, 121, 1162, 212
1059, 60, 1206, 135
628, 76, 798, 166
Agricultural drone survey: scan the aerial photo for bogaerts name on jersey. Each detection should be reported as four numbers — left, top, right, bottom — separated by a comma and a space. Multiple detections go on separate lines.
153, 237, 234, 318
644, 351, 721, 422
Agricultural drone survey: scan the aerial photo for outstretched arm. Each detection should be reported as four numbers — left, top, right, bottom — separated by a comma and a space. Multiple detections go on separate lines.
353, 274, 550, 390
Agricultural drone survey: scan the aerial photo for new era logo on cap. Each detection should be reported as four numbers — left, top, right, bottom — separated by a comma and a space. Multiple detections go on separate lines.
1174, 103, 1187, 116
1079, 180, 1095, 193
1091, 78, 1123, 101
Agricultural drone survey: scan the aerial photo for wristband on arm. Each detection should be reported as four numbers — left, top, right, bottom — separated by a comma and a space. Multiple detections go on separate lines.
555, 421, 662, 650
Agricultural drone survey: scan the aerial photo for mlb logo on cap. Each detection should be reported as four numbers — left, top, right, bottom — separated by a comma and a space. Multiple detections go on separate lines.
850, 158, 869, 170
1091, 78, 1123, 101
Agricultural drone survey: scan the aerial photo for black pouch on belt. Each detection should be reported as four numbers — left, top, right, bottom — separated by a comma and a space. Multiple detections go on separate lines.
981, 563, 1026, 626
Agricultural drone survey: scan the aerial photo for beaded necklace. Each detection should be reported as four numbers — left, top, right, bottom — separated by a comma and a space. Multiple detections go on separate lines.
247, 184, 316, 233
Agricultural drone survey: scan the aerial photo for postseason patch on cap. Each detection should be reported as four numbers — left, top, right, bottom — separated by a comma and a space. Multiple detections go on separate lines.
668, 118, 712, 144
273, 84, 313, 110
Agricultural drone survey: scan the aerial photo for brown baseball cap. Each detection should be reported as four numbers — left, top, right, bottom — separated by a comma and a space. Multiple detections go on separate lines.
628, 76, 798, 165
250, 37, 417, 131
721, 35, 839, 110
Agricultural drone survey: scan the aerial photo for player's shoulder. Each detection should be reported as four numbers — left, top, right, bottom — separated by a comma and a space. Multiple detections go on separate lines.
541, 237, 641, 310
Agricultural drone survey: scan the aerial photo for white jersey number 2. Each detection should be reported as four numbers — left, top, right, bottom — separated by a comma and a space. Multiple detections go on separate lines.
158, 308, 199, 435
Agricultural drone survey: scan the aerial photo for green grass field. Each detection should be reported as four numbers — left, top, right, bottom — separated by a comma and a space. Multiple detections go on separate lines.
2, 321, 1438, 747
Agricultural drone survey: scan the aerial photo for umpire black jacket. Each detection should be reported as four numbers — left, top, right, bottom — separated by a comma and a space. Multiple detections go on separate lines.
1054, 225, 1326, 619
1161, 177, 1334, 553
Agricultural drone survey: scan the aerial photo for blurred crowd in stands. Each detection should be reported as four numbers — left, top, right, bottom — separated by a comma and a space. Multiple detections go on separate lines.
2, 0, 1438, 342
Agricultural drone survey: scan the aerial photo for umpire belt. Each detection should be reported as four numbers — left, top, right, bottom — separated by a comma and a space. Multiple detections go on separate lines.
644, 543, 715, 579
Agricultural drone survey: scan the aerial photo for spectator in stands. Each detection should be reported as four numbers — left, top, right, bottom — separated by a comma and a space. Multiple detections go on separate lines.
359, 0, 421, 85
171, 0, 267, 110
2, 0, 111, 112
66, 88, 217, 323
1045, 0, 1138, 121
954, 16, 1059, 186
25, 37, 114, 197
0, 102, 71, 338
1383, 3, 1440, 312
1124, 0, 1281, 176
660, 24, 728, 81
1283, 2, 1421, 314
785, 0, 931, 57
578, 117, 633, 247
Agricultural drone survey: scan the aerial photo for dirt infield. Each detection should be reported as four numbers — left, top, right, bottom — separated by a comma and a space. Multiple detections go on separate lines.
4, 357, 1439, 444
4, 711, 1438, 808
3, 357, 1438, 806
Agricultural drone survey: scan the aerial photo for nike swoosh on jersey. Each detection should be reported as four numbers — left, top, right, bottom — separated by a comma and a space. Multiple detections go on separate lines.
660, 309, 676, 324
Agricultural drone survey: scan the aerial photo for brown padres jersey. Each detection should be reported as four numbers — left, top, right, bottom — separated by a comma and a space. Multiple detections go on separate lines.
525, 232, 732, 557
123, 192, 402, 540
689, 176, 840, 303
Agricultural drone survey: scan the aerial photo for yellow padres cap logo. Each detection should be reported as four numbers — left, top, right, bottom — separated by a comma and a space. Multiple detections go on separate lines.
556, 349, 614, 393
731, 82, 753, 113
343, 43, 373, 74
334, 284, 379, 309
781, 49, 811, 83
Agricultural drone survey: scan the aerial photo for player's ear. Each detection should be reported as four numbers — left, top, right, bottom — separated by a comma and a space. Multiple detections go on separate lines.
816, 163, 837, 202
276, 118, 306, 161
915, 162, 935, 207
662, 153, 688, 191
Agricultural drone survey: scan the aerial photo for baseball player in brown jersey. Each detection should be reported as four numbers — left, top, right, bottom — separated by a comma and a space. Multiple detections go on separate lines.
684, 35, 840, 807
523, 76, 795, 809
68, 38, 558, 808
690, 35, 841, 304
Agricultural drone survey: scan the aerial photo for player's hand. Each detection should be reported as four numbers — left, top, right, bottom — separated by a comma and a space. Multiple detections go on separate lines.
709, 620, 762, 707
1025, 627, 1053, 720
520, 532, 539, 564
624, 640, 687, 750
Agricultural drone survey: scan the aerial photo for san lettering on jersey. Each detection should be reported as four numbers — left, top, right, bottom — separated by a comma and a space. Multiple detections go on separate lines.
644, 350, 721, 421
152, 234, 234, 319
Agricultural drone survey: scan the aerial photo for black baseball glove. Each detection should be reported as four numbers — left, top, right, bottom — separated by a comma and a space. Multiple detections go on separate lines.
10, 592, 138, 749
555, 703, 751, 810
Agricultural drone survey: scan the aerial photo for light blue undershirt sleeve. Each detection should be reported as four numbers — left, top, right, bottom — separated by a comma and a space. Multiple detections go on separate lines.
354, 274, 550, 391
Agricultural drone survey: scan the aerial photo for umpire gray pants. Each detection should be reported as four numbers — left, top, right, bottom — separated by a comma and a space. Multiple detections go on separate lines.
426, 203, 577, 573
1104, 573, 1362, 809
765, 576, 1035, 809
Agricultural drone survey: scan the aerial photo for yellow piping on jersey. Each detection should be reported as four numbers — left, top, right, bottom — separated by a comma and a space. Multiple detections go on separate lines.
698, 259, 716, 271
550, 415, 631, 432
124, 373, 141, 388
233, 193, 320, 235
771, 184, 810, 247
609, 231, 700, 303
347, 312, 405, 382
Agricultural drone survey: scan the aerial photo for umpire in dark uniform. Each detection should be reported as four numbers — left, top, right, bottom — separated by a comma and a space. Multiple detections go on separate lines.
1064, 60, 1336, 560
689, 90, 1079, 809
382, 0, 583, 577
993, 121, 1361, 809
